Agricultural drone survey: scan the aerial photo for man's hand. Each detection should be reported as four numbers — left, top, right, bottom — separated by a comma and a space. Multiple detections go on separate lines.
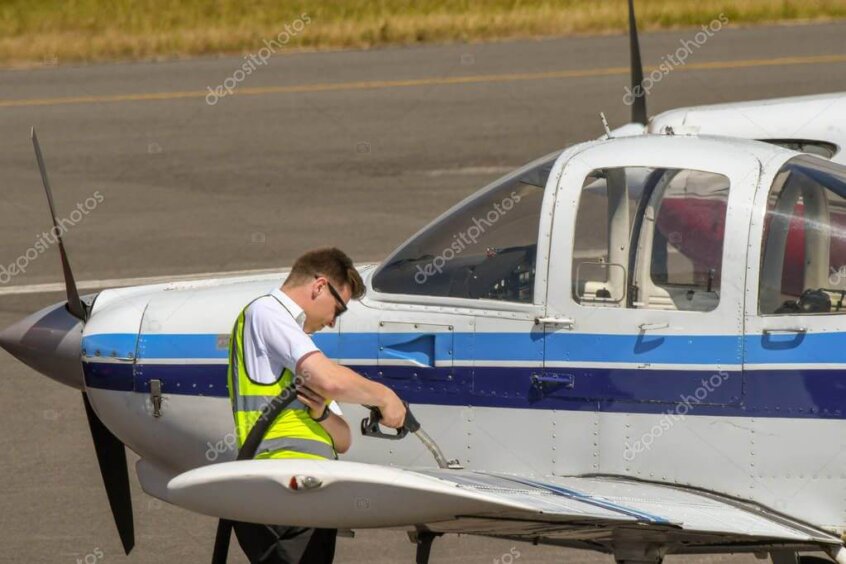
378, 392, 407, 429
298, 352, 410, 427
297, 385, 328, 419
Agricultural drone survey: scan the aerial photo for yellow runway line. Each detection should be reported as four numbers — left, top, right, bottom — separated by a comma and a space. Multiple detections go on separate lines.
1, 53, 845, 109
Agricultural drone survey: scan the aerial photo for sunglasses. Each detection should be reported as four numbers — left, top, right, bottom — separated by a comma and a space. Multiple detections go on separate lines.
315, 274, 348, 318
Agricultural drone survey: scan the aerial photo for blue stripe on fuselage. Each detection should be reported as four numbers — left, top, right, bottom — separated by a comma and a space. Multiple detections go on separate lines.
86, 332, 744, 363
86, 331, 846, 365
80, 331, 846, 420
82, 366, 846, 420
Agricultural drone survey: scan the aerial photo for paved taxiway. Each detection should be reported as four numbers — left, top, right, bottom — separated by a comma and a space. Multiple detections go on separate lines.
0, 20, 845, 563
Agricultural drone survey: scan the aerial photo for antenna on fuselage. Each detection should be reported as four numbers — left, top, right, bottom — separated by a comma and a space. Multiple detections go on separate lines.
600, 112, 613, 137
627, 0, 648, 125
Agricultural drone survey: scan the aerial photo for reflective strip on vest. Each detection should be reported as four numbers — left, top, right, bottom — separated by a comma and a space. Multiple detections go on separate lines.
234, 394, 308, 413
227, 297, 336, 460
257, 437, 336, 459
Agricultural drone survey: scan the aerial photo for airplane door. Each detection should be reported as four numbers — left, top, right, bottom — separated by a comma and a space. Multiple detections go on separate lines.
542, 141, 759, 408
743, 155, 846, 417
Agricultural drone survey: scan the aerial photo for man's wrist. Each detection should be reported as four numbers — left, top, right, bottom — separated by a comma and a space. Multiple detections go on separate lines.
311, 404, 330, 422
377, 386, 394, 410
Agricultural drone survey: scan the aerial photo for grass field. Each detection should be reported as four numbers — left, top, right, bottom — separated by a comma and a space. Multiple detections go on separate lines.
1, 0, 845, 67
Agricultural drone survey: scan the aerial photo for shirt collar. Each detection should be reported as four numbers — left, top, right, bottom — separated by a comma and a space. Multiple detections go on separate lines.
271, 287, 307, 329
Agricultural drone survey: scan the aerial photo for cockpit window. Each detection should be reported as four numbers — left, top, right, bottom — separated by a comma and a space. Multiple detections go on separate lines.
372, 154, 557, 302
761, 139, 838, 160
759, 155, 846, 314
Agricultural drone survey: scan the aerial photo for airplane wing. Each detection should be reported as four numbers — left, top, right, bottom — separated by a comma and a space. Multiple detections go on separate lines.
166, 460, 841, 555
648, 92, 846, 165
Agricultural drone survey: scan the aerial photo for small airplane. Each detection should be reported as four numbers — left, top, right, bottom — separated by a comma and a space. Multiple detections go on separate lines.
4, 1, 846, 562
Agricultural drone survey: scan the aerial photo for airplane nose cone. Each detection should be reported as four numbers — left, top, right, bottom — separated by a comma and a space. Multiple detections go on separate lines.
0, 299, 84, 389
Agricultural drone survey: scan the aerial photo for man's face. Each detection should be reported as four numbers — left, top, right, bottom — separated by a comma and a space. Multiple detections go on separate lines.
303, 276, 351, 334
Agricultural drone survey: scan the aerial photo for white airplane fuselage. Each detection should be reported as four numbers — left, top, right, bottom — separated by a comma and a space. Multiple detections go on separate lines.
51, 134, 846, 537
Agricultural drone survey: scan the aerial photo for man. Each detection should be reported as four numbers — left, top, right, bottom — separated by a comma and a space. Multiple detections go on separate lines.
227, 247, 407, 563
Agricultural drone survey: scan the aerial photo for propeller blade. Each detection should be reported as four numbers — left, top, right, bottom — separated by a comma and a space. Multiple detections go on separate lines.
82, 392, 135, 554
627, 0, 648, 125
30, 127, 86, 320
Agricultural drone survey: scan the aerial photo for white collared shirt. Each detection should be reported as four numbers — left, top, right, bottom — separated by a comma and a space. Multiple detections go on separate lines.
242, 287, 341, 414
243, 288, 315, 384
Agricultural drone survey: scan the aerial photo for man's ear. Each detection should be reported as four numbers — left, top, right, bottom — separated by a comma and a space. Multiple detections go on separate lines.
310, 277, 322, 300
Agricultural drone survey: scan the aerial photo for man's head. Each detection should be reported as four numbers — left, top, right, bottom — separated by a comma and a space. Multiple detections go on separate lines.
282, 248, 365, 333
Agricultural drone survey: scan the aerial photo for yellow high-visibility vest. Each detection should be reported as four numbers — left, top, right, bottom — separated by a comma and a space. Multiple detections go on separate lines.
227, 297, 335, 460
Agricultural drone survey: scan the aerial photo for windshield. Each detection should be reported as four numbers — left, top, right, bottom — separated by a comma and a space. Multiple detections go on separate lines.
372, 153, 559, 302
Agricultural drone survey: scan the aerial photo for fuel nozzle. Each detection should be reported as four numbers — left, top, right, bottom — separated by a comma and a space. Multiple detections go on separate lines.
360, 402, 462, 470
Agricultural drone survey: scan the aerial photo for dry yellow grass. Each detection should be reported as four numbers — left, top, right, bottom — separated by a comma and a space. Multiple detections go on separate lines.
1, 0, 845, 67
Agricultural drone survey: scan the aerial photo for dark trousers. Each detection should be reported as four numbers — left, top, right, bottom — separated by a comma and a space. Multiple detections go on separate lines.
233, 522, 337, 564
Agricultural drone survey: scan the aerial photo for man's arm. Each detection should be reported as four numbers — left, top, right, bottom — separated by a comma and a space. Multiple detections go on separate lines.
298, 351, 407, 428
297, 387, 352, 453
319, 414, 351, 454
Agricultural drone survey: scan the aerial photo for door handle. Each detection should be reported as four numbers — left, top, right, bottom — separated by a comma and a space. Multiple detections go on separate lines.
532, 373, 575, 390
763, 327, 807, 335
535, 316, 575, 329
638, 322, 669, 331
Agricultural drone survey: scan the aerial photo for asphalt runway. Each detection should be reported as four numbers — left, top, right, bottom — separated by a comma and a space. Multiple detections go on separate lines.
0, 19, 845, 563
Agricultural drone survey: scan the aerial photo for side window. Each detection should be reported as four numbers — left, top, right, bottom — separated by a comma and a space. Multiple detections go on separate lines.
572, 167, 641, 306
372, 154, 556, 302
643, 170, 729, 312
759, 155, 846, 315
572, 167, 730, 312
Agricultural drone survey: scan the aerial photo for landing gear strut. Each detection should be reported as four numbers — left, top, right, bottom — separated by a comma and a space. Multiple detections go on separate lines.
408, 529, 442, 564
613, 542, 665, 564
